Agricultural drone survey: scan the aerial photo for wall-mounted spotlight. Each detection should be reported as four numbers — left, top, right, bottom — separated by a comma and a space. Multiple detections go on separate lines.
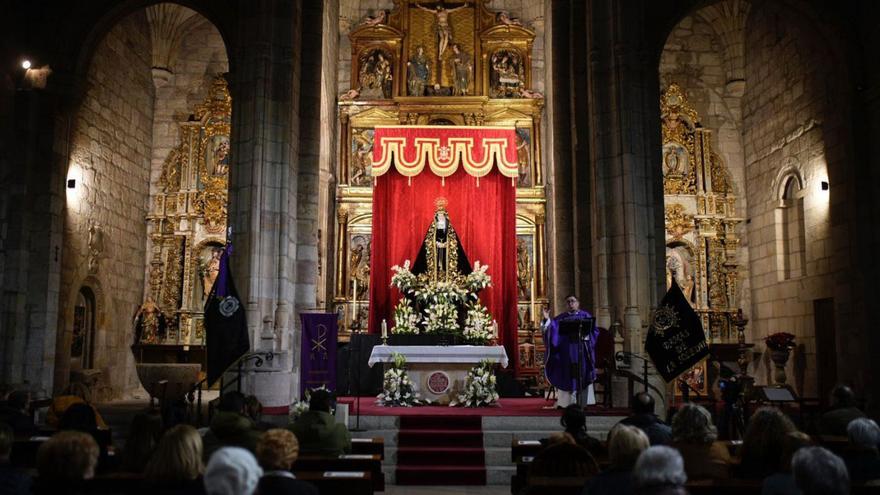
67, 179, 76, 189
21, 59, 31, 70
821, 181, 829, 191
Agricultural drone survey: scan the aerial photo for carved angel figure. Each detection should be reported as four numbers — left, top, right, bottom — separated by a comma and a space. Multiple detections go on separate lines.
359, 9, 387, 27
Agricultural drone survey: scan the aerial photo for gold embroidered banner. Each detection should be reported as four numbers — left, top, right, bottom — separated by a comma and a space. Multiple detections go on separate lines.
371, 125, 519, 178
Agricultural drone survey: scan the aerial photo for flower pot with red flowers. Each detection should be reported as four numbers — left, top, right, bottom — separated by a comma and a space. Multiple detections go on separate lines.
765, 332, 796, 385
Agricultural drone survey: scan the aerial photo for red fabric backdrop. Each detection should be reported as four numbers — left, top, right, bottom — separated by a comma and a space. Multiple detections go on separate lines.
369, 168, 518, 368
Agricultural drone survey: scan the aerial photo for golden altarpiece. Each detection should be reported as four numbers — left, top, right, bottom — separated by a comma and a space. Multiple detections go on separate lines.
333, 0, 548, 379
137, 76, 231, 356
661, 84, 743, 347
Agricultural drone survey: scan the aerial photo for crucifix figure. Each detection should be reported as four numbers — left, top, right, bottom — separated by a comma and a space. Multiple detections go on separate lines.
415, 2, 467, 58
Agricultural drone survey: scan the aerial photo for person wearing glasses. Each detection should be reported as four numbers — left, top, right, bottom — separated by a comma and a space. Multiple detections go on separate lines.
542, 295, 599, 408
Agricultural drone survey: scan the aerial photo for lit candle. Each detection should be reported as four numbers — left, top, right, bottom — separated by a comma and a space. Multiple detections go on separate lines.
382, 319, 388, 340
492, 319, 498, 340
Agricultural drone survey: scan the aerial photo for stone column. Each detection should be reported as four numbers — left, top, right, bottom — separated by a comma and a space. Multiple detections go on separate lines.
582, 1, 666, 403
227, 0, 303, 409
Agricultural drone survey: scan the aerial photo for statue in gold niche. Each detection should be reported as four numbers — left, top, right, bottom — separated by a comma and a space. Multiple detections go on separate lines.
412, 198, 471, 282
451, 44, 472, 96
133, 296, 166, 344
516, 238, 532, 299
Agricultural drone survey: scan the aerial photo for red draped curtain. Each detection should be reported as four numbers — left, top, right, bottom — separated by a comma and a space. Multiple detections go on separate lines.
368, 168, 518, 368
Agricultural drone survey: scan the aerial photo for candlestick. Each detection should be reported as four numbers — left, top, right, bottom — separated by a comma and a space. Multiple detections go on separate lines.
492, 319, 498, 339
381, 319, 388, 340
352, 279, 359, 332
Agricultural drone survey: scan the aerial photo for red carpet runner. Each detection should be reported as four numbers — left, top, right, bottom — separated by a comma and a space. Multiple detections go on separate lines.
395, 415, 486, 485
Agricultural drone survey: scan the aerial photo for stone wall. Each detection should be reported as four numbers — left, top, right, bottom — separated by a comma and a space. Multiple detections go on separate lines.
742, 3, 855, 396
57, 11, 155, 397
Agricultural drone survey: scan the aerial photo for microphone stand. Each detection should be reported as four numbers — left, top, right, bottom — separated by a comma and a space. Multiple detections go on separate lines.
350, 332, 366, 432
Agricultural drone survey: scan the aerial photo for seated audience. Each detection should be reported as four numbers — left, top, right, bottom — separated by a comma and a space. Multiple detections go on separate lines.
530, 433, 599, 478
0, 422, 32, 494
737, 406, 798, 479
670, 403, 730, 479
58, 402, 111, 466
203, 392, 262, 460
583, 424, 650, 495
255, 429, 319, 495
632, 445, 688, 495
120, 409, 164, 473
819, 385, 865, 437
619, 392, 672, 445
143, 424, 206, 494
791, 446, 849, 495
558, 404, 605, 458
0, 390, 35, 435
46, 394, 107, 429
289, 389, 351, 456
843, 417, 880, 483
761, 431, 813, 495
204, 446, 262, 495
33, 431, 99, 495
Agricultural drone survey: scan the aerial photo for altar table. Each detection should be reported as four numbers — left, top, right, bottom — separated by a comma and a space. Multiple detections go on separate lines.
368, 345, 508, 404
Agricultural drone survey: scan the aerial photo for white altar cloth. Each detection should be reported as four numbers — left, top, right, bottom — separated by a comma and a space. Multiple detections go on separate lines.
367, 345, 509, 369
367, 345, 509, 404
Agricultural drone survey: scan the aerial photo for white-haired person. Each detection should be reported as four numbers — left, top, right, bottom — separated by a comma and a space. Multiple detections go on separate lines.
843, 417, 880, 483
670, 403, 731, 480
204, 447, 263, 495
583, 424, 650, 495
633, 445, 688, 495
791, 447, 849, 495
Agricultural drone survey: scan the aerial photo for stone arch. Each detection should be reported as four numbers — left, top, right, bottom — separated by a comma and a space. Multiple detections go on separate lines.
55, 271, 111, 395
772, 162, 805, 205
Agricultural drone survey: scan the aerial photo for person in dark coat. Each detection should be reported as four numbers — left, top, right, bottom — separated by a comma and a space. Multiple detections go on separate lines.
618, 392, 672, 446
0, 422, 31, 495
288, 390, 351, 457
819, 385, 866, 437
255, 429, 318, 495
202, 392, 262, 461
0, 391, 34, 436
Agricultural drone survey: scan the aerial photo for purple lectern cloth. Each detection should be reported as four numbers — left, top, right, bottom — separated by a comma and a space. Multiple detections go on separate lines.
542, 309, 599, 392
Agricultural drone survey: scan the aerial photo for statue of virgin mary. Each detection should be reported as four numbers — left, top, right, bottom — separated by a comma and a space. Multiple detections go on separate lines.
412, 198, 471, 282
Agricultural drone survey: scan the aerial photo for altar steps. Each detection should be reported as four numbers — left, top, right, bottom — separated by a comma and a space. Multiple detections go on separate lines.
395, 415, 486, 485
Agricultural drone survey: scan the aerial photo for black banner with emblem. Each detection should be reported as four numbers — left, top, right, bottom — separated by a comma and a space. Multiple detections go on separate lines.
646, 279, 710, 382
299, 312, 338, 398
205, 244, 250, 386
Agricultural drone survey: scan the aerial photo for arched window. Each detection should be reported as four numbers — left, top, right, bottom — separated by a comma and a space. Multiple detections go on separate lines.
71, 287, 96, 370
776, 175, 806, 280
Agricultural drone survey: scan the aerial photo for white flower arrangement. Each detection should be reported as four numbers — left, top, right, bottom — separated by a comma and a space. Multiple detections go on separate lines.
413, 280, 467, 306
462, 302, 493, 344
392, 299, 420, 335
376, 352, 421, 407
465, 261, 492, 294
450, 360, 499, 407
422, 300, 458, 334
390, 260, 417, 293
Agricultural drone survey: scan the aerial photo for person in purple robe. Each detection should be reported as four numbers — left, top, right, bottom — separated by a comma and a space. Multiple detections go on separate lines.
542, 295, 599, 408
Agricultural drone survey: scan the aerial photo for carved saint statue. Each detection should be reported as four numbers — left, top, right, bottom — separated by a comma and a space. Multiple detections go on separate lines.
516, 238, 532, 299
412, 198, 471, 282
359, 51, 393, 99
133, 295, 166, 345
201, 247, 222, 299
415, 2, 467, 58
407, 45, 431, 96
490, 50, 525, 97
451, 44, 472, 96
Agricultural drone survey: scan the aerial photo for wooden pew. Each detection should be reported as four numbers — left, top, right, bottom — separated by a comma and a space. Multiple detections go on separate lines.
295, 471, 373, 495
351, 437, 385, 459
520, 475, 589, 495
294, 454, 384, 491
511, 438, 542, 463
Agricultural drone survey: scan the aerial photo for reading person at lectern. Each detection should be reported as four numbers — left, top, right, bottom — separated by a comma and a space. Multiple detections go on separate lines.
542, 295, 599, 408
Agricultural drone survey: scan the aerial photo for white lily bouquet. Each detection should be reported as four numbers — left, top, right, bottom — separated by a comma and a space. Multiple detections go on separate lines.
462, 302, 493, 344
376, 352, 420, 407
390, 260, 417, 294
465, 261, 492, 294
423, 300, 458, 333
392, 299, 420, 334
450, 359, 499, 407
